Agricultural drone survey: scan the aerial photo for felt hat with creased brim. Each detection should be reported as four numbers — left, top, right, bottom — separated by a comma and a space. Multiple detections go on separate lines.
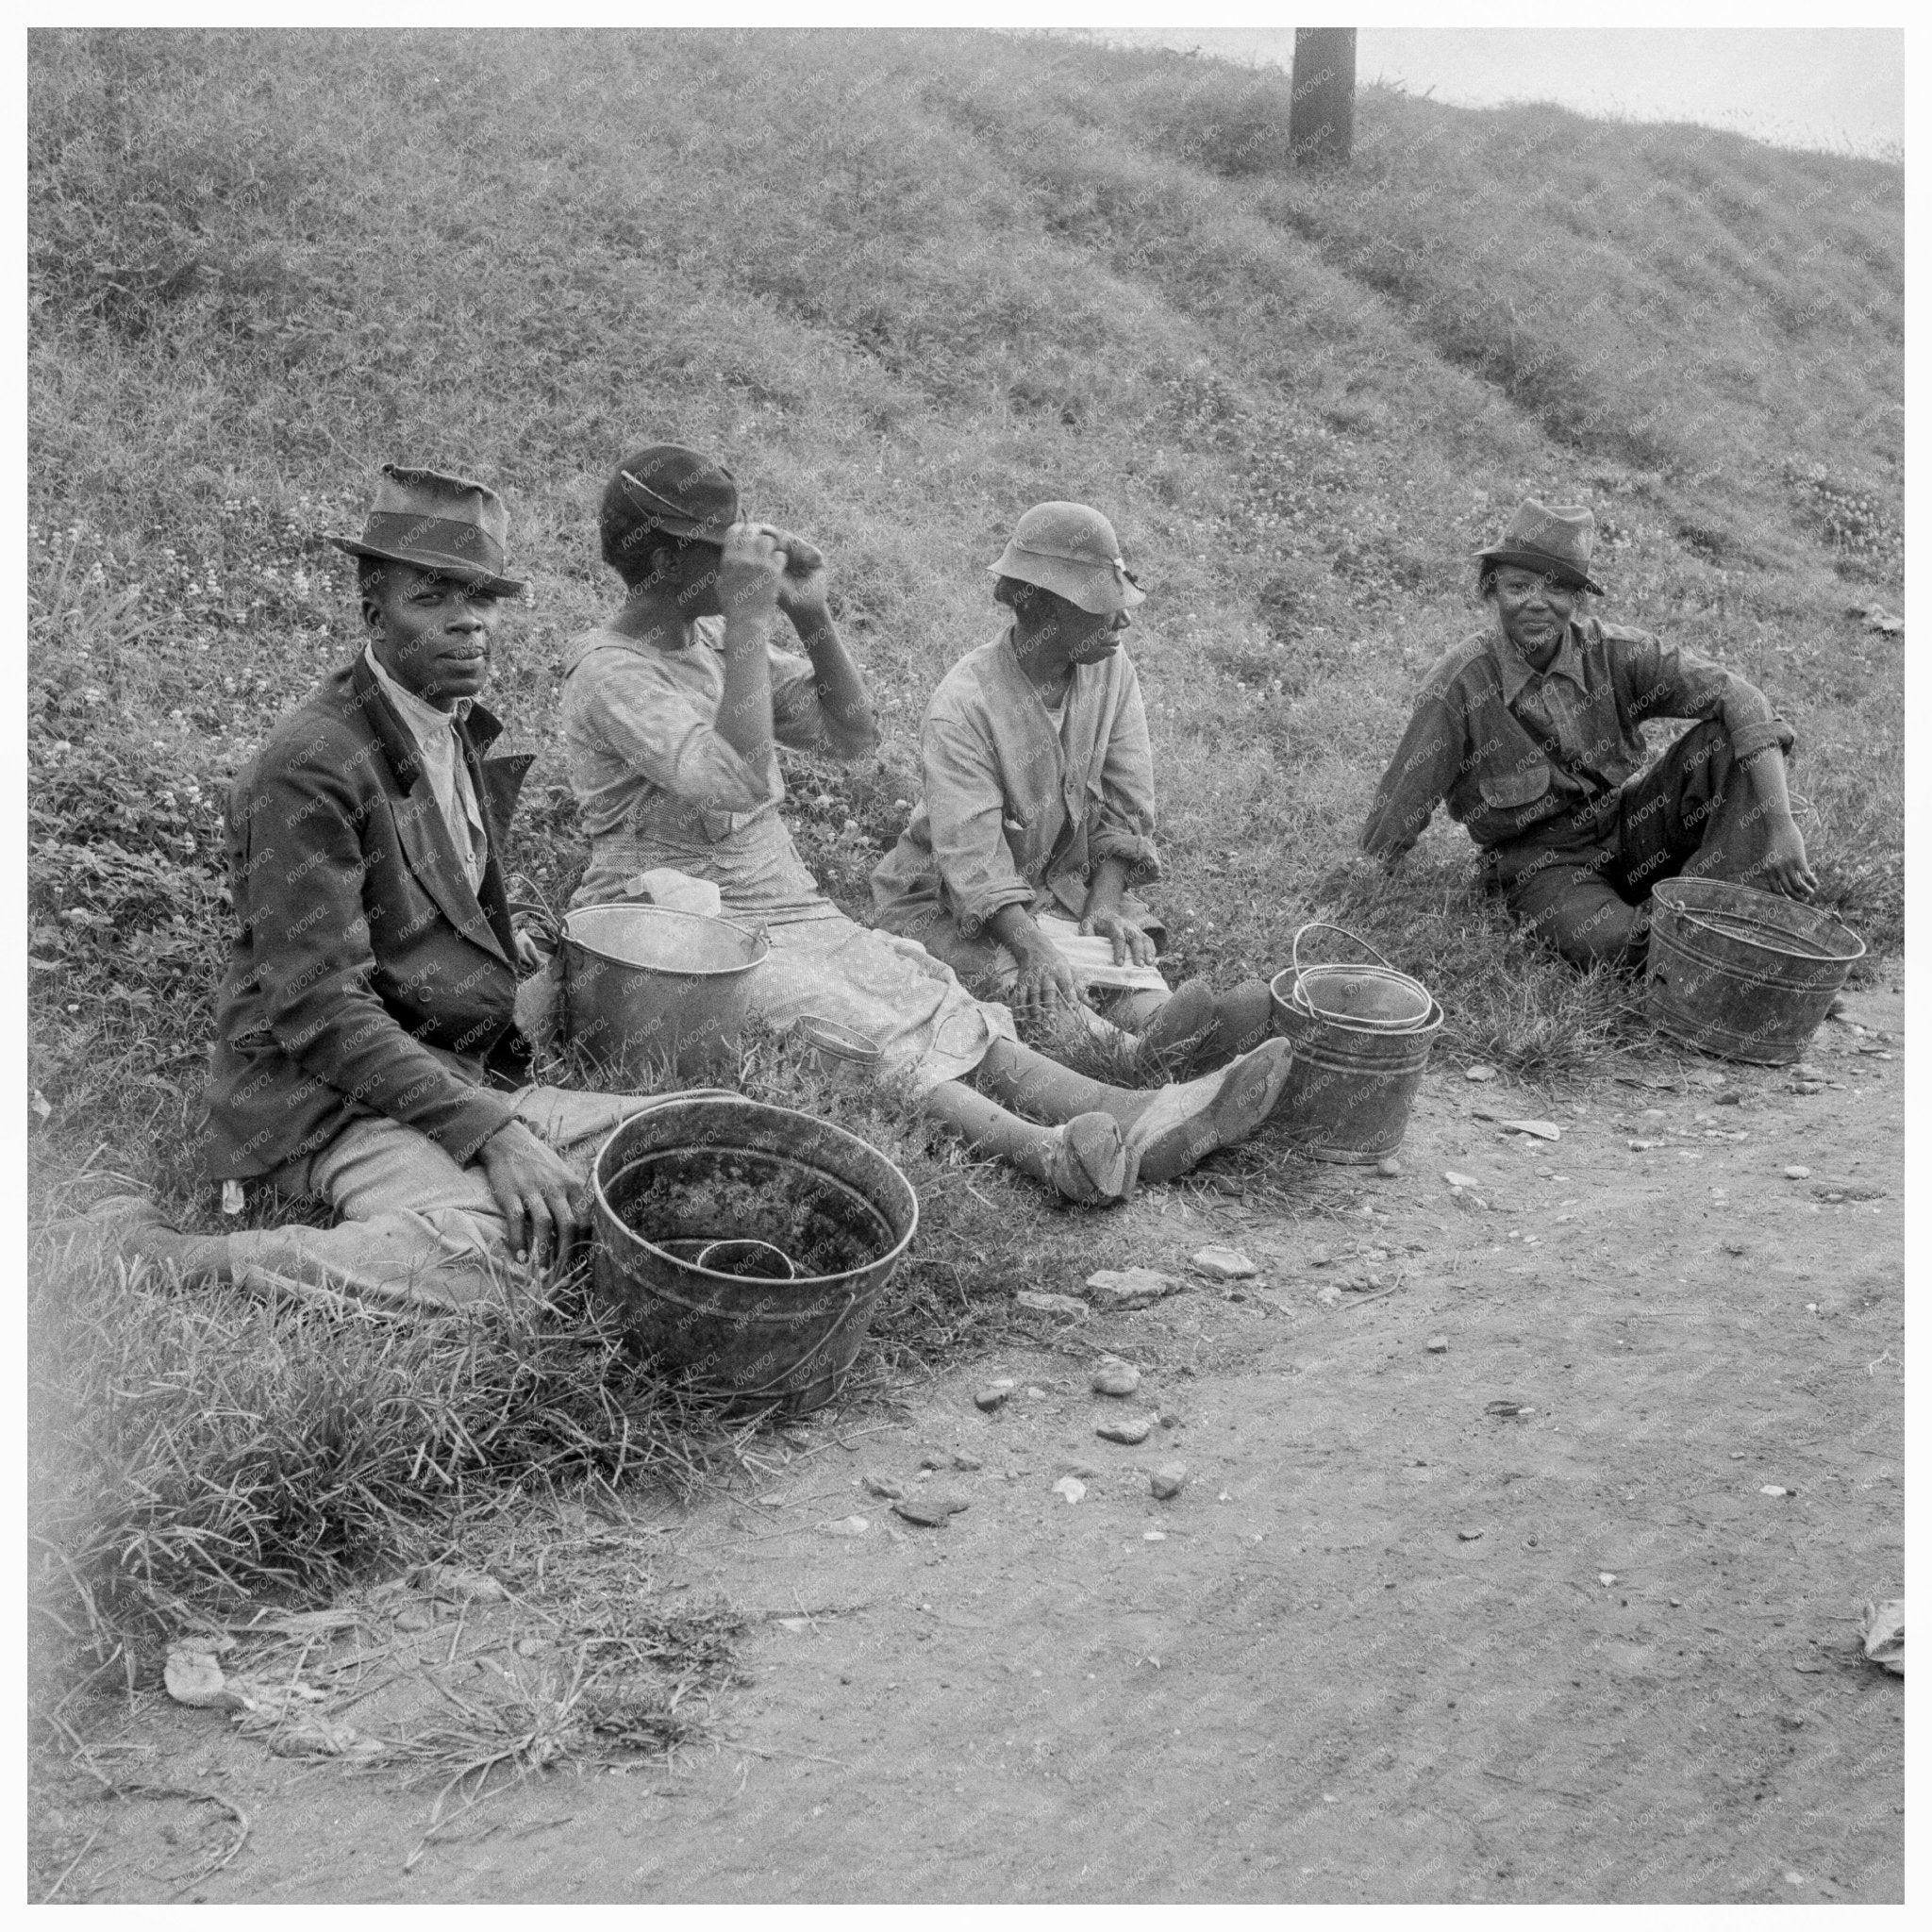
989, 500, 1145, 615
615, 444, 741, 544
1473, 496, 1604, 594
330, 462, 526, 595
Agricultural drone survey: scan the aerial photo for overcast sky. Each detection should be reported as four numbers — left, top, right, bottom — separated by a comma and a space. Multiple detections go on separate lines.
1081, 27, 1904, 159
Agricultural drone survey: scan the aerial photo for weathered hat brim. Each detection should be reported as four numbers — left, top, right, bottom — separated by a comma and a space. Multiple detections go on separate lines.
988, 548, 1145, 615
1473, 543, 1603, 596
330, 537, 525, 598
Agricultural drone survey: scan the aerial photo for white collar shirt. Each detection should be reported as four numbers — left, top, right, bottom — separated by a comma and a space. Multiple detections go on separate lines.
361, 642, 489, 891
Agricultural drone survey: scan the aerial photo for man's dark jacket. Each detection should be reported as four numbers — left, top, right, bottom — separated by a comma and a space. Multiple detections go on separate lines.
204, 654, 535, 1181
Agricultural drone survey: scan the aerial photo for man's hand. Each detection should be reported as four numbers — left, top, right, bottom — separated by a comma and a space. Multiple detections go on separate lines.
1078, 907, 1157, 968
1010, 941, 1080, 1034
718, 525, 788, 628
1760, 818, 1819, 900
757, 524, 829, 620
479, 1120, 586, 1269
512, 928, 547, 973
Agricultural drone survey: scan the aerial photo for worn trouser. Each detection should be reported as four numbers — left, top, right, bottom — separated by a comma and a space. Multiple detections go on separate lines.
1490, 721, 1787, 971
225, 1086, 664, 1315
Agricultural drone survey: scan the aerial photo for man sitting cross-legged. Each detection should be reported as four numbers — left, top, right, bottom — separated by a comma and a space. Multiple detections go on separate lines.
99, 465, 667, 1312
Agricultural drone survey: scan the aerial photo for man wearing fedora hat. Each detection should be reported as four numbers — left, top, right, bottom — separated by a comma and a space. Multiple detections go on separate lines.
873, 500, 1276, 1072
99, 465, 666, 1310
1361, 497, 1816, 969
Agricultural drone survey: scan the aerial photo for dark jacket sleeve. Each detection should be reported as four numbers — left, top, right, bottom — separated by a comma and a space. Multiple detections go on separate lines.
1360, 672, 1471, 860
235, 755, 517, 1163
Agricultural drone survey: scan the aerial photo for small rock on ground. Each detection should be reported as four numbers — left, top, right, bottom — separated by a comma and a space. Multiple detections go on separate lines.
1376, 1157, 1403, 1177
1052, 1475, 1087, 1505
821, 1516, 870, 1538
1784, 1165, 1812, 1179
1465, 1064, 1496, 1083
951, 1452, 984, 1471
974, 1387, 1011, 1412
1096, 1414, 1155, 1445
1190, 1244, 1257, 1281
1443, 1171, 1480, 1190
1017, 1290, 1089, 1319
862, 1473, 905, 1499
1085, 1267, 1186, 1312
1313, 1283, 1344, 1307
1150, 1462, 1188, 1499
893, 1495, 969, 1526
1091, 1359, 1141, 1397
1425, 1335, 1449, 1354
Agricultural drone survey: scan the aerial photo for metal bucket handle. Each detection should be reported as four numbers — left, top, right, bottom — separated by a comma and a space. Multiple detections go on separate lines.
1668, 901, 1850, 964
1290, 921, 1417, 1022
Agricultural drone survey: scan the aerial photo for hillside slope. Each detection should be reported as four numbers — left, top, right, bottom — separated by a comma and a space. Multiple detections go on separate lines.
27, 26, 1904, 1175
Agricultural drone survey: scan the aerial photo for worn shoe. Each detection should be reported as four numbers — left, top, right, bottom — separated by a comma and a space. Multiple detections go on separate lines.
1121, 1038, 1292, 1186
1127, 979, 1218, 1079
1043, 1110, 1131, 1206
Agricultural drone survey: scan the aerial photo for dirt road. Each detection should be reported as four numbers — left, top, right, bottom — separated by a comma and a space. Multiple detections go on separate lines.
34, 974, 1905, 1904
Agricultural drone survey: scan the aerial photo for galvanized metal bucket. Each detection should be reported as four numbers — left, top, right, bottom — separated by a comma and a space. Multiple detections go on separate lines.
560, 903, 769, 1084
591, 1092, 919, 1416
1645, 877, 1864, 1064
1269, 924, 1441, 1163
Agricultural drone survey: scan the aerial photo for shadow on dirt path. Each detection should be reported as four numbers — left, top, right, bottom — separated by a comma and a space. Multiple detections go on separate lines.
34, 972, 1905, 1904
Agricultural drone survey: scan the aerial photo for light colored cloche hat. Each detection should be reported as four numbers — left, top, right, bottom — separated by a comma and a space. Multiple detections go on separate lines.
1474, 497, 1605, 594
989, 501, 1145, 615
330, 463, 525, 595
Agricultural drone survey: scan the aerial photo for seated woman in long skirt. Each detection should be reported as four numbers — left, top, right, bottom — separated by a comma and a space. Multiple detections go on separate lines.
558, 445, 1291, 1204
872, 500, 1274, 1071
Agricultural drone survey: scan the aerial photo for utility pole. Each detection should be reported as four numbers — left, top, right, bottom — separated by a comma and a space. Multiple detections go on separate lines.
1290, 27, 1357, 169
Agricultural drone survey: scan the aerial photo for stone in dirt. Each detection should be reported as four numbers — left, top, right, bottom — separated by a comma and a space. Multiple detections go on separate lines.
1308, 1245, 1334, 1267
1425, 1335, 1449, 1354
952, 1452, 984, 1471
974, 1387, 1011, 1413
1457, 1529, 1483, 1541
893, 1494, 968, 1527
1313, 1283, 1344, 1307
1096, 1414, 1155, 1444
1150, 1462, 1188, 1499
422, 1565, 510, 1603
1784, 1165, 1812, 1179
1376, 1157, 1403, 1177
1465, 1064, 1496, 1082
1091, 1359, 1142, 1396
1052, 1475, 1088, 1505
1443, 1171, 1480, 1190
1860, 1599, 1905, 1675
822, 1515, 870, 1537
1499, 1120, 1562, 1141
862, 1473, 906, 1499
1017, 1290, 1090, 1319
1190, 1244, 1257, 1280
1084, 1267, 1186, 1312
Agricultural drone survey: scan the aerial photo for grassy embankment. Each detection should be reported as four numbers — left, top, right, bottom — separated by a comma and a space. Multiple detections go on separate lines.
28, 28, 1903, 1656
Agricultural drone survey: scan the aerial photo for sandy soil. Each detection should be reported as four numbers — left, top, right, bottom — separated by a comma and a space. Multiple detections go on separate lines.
31, 972, 1905, 1905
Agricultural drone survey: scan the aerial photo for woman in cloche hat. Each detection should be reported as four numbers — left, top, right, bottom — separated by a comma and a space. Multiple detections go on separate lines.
554, 449, 1291, 1205
874, 501, 1277, 1074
